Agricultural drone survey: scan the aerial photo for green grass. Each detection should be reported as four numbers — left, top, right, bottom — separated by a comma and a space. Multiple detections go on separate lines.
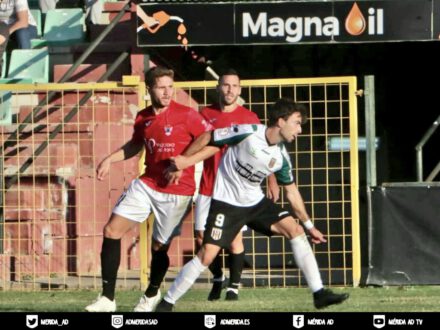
1, 286, 440, 312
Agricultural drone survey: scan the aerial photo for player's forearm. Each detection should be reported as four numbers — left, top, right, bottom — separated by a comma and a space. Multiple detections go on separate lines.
183, 131, 213, 156
187, 146, 219, 166
284, 184, 310, 222
106, 141, 142, 164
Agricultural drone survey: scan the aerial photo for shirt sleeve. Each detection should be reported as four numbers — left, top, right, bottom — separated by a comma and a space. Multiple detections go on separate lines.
274, 144, 295, 185
16, 0, 29, 12
187, 109, 213, 137
130, 112, 145, 144
248, 111, 261, 124
212, 124, 259, 147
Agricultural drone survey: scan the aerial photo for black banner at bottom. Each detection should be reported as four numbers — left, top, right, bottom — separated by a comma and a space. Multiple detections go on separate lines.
2, 312, 439, 329
0, 312, 440, 330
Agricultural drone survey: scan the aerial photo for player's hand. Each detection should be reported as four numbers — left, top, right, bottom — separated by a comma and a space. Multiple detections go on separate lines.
170, 155, 190, 170
308, 227, 327, 244
267, 185, 280, 202
165, 168, 183, 185
96, 158, 111, 180
266, 175, 280, 202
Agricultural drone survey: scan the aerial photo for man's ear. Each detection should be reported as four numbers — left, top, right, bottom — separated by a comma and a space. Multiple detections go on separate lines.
277, 117, 284, 128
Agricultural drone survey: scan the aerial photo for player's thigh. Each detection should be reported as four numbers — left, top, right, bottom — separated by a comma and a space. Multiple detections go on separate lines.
194, 194, 211, 232
104, 213, 139, 239
247, 197, 293, 236
203, 200, 248, 249
150, 190, 193, 245
112, 179, 154, 223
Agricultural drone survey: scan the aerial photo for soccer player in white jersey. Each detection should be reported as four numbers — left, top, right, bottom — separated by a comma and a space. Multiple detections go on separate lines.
156, 98, 349, 311
196, 69, 279, 301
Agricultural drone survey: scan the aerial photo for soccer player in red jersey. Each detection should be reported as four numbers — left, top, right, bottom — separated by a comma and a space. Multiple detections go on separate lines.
194, 69, 279, 301
85, 66, 212, 312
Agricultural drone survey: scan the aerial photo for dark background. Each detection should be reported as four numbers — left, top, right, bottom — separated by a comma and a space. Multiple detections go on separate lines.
154, 40, 440, 185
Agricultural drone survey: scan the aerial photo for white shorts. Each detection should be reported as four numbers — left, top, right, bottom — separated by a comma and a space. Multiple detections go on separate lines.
194, 194, 247, 233
113, 179, 192, 245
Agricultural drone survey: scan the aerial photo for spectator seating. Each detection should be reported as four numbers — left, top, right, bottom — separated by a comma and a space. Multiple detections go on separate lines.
43, 8, 85, 45
7, 48, 49, 83
1, 52, 6, 78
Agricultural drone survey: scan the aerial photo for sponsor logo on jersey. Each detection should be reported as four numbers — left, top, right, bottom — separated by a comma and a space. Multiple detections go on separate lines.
144, 120, 152, 127
211, 228, 223, 240
248, 146, 257, 157
147, 138, 156, 154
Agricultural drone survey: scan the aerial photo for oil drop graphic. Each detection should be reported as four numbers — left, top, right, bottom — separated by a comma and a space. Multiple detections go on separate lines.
137, 7, 189, 47
345, 3, 366, 36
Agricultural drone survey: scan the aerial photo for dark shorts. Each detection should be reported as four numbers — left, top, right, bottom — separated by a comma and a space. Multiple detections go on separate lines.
203, 197, 293, 248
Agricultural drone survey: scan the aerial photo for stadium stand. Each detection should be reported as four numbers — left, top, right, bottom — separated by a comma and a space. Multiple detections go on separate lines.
1, 52, 6, 78
43, 8, 86, 46
7, 48, 50, 83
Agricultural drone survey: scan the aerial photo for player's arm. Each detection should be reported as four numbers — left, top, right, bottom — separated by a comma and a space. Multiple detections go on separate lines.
275, 145, 326, 244
283, 183, 326, 244
182, 131, 220, 161
171, 131, 220, 170
173, 124, 258, 170
267, 174, 280, 202
96, 140, 143, 180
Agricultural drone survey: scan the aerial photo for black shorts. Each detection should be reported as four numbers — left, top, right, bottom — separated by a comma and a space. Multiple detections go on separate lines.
203, 197, 293, 248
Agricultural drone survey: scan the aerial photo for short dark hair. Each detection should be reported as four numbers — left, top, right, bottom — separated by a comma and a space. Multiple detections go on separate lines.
218, 68, 240, 84
145, 66, 174, 88
268, 98, 308, 126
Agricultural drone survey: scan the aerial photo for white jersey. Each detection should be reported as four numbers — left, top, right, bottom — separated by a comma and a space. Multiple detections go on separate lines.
0, 0, 36, 27
212, 124, 294, 207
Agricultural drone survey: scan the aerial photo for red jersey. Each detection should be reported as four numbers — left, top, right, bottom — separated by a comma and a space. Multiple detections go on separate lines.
199, 104, 260, 196
132, 101, 212, 195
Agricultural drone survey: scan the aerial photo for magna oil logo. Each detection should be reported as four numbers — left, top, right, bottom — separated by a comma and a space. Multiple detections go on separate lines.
242, 2, 384, 42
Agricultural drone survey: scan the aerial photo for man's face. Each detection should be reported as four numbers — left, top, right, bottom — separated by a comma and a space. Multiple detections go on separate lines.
217, 74, 241, 106
279, 112, 303, 143
149, 76, 174, 108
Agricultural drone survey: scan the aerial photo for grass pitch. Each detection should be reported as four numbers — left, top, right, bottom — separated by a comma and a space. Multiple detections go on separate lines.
0, 286, 439, 312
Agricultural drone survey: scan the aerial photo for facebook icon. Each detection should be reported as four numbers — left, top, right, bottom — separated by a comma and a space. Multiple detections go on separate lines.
293, 315, 305, 329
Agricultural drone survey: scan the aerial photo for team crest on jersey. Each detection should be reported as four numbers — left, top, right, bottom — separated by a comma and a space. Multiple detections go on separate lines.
210, 228, 223, 240
164, 125, 173, 136
268, 157, 277, 168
